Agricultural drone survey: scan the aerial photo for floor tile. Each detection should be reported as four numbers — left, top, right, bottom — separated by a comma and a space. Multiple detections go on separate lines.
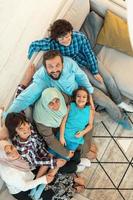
120, 166, 133, 189
87, 189, 124, 200
101, 163, 129, 187
101, 139, 127, 162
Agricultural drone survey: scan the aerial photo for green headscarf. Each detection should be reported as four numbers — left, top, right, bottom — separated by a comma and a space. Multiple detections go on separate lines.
33, 87, 67, 128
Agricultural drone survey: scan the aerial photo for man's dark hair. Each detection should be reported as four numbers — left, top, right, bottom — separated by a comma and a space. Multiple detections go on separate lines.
72, 87, 90, 105
43, 50, 63, 67
5, 113, 27, 140
49, 19, 73, 40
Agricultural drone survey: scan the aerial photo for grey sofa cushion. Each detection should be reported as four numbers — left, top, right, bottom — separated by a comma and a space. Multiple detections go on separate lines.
98, 46, 133, 100
80, 11, 103, 54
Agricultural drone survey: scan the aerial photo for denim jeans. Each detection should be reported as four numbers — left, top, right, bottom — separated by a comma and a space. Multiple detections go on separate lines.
82, 59, 123, 122
93, 87, 122, 121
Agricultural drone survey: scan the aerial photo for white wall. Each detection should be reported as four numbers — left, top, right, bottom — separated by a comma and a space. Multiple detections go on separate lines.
0, 0, 73, 108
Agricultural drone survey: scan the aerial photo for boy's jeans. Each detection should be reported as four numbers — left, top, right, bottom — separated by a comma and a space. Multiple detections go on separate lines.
82, 59, 123, 122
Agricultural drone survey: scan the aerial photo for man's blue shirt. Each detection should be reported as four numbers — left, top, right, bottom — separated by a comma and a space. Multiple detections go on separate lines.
5, 56, 94, 116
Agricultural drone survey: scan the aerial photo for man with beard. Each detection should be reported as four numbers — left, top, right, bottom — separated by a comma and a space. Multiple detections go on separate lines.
4, 50, 97, 160
14, 19, 133, 129
5, 50, 94, 115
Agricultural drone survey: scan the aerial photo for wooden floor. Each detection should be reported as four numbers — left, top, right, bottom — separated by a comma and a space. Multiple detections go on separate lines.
0, 109, 133, 200
73, 110, 133, 200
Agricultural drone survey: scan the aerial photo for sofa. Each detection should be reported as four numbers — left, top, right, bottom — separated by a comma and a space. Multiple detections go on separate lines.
89, 0, 133, 100
32, 0, 133, 101
0, 0, 133, 199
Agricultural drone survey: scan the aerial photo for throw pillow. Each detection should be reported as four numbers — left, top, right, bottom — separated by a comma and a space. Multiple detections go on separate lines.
81, 11, 103, 49
97, 10, 133, 56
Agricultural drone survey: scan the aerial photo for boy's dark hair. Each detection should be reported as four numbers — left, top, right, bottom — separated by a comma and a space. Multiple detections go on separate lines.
43, 50, 63, 67
72, 87, 90, 105
49, 19, 73, 40
5, 113, 27, 140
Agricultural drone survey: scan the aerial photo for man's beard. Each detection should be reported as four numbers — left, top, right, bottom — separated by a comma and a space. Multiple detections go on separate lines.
48, 71, 62, 80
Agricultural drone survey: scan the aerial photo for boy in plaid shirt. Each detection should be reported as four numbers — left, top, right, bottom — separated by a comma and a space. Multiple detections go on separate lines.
5, 112, 65, 178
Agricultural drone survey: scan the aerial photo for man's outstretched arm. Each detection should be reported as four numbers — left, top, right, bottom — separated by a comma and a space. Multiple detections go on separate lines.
3, 68, 47, 118
15, 63, 36, 97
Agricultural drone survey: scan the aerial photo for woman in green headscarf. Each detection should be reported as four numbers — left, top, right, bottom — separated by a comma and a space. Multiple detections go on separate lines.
33, 87, 72, 159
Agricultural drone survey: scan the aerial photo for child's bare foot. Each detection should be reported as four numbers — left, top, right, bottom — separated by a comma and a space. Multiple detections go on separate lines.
73, 175, 85, 193
86, 150, 97, 160
86, 143, 97, 160
90, 143, 97, 153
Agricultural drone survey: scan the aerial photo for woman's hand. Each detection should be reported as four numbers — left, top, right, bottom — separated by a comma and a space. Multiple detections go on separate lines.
46, 174, 55, 184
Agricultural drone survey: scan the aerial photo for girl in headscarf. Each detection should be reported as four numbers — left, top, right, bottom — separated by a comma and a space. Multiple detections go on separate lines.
33, 87, 73, 160
0, 140, 54, 200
